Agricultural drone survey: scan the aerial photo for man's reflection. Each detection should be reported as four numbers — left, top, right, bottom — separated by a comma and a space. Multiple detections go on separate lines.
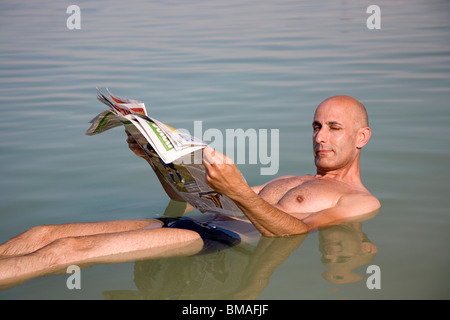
103, 211, 378, 299
319, 220, 377, 284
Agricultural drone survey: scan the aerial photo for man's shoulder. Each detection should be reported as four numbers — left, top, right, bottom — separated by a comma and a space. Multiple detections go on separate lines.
339, 189, 381, 212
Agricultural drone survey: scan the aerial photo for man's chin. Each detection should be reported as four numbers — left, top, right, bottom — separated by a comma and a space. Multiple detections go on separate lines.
314, 159, 336, 171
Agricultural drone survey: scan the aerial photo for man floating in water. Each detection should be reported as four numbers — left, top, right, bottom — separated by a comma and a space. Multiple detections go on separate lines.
0, 95, 380, 284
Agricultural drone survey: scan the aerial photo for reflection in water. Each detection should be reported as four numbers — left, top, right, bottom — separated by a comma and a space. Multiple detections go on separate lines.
103, 212, 378, 299
319, 221, 377, 285
102, 237, 303, 300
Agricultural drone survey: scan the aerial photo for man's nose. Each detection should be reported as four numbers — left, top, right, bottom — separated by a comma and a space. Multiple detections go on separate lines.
315, 128, 328, 144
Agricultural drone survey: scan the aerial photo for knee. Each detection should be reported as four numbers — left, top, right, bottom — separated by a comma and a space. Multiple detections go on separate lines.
19, 224, 56, 245
28, 224, 54, 237
41, 236, 93, 267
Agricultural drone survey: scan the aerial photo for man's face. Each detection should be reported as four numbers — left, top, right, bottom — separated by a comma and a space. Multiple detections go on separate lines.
312, 101, 360, 172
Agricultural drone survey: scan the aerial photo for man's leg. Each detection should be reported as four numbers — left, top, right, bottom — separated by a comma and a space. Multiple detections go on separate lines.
0, 219, 161, 258
0, 220, 203, 284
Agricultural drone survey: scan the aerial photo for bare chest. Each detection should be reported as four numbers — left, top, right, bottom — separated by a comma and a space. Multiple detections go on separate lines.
258, 176, 352, 213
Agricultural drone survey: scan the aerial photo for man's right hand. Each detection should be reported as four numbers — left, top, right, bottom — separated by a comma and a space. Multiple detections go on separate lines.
125, 129, 186, 202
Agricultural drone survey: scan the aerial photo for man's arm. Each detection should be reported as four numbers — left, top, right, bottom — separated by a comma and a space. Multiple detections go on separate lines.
202, 148, 379, 237
202, 147, 309, 236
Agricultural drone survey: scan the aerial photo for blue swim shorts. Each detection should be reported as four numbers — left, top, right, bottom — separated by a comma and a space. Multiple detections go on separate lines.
158, 217, 241, 254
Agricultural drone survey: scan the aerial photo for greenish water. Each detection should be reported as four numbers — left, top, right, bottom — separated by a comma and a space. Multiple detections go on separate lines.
0, 0, 449, 299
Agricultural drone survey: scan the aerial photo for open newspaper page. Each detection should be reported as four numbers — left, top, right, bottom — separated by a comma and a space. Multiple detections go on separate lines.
86, 89, 244, 217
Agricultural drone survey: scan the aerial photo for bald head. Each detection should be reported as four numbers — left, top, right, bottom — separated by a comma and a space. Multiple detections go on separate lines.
312, 95, 372, 176
315, 95, 369, 130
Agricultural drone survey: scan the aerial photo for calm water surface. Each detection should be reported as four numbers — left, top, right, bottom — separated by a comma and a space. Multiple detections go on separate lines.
0, 0, 449, 299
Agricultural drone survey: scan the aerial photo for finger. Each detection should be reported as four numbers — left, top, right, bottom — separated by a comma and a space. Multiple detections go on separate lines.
203, 147, 233, 165
202, 147, 216, 165
202, 157, 213, 174
223, 153, 234, 165
126, 134, 137, 144
207, 148, 234, 165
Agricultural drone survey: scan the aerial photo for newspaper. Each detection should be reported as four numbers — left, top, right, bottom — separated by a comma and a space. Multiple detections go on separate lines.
86, 89, 244, 217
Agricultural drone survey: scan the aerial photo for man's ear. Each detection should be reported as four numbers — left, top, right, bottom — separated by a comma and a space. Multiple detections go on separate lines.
356, 127, 371, 149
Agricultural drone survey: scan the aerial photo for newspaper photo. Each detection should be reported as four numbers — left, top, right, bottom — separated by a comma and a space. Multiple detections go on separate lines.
86, 89, 244, 217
